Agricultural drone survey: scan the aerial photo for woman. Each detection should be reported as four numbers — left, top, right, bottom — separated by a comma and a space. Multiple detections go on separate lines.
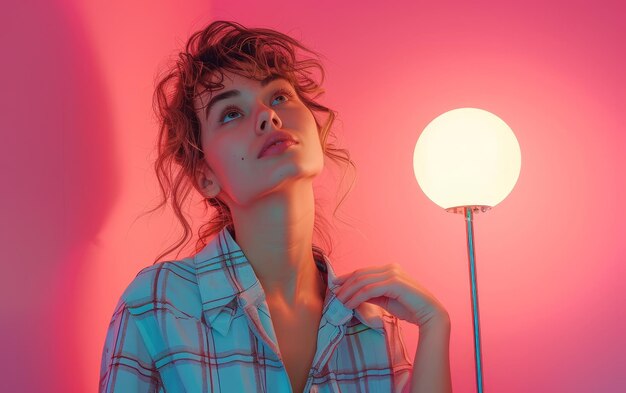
99, 20, 452, 393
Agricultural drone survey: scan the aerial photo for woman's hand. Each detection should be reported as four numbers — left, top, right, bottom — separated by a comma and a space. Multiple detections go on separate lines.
333, 263, 449, 327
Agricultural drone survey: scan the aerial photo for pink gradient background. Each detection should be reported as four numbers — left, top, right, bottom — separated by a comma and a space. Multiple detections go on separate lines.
1, 0, 624, 392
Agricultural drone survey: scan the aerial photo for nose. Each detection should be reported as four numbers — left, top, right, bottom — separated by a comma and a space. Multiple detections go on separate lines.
256, 104, 282, 134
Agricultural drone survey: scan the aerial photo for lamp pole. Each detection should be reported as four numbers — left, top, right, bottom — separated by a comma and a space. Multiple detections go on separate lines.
447, 205, 489, 393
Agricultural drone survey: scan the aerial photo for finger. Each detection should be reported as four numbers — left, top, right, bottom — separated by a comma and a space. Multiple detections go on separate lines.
364, 296, 390, 309
335, 271, 391, 304
343, 279, 397, 309
334, 263, 396, 285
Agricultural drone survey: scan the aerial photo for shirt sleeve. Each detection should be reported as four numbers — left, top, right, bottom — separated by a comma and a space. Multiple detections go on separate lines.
99, 298, 160, 393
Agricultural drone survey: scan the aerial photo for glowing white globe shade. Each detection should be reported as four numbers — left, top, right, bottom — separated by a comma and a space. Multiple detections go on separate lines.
413, 108, 521, 211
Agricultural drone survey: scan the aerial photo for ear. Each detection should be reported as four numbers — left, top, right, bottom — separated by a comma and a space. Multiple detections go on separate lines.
195, 160, 220, 199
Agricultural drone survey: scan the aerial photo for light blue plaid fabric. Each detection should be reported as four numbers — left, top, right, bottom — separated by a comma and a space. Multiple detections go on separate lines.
100, 226, 413, 392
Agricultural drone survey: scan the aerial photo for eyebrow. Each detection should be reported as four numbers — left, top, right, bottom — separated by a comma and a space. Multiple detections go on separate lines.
203, 74, 289, 120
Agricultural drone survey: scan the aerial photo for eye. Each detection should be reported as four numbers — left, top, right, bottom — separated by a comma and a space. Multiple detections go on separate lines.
271, 88, 294, 105
219, 105, 242, 124
218, 88, 295, 125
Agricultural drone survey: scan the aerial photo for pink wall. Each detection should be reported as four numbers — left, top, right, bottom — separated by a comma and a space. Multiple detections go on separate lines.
2, 0, 624, 391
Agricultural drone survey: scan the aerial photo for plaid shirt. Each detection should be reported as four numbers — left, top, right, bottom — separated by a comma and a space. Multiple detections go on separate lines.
100, 226, 413, 392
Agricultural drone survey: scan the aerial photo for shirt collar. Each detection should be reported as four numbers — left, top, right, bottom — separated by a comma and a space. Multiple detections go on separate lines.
193, 226, 385, 336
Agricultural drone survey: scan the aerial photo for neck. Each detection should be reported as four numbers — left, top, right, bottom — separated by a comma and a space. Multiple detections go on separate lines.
229, 181, 325, 307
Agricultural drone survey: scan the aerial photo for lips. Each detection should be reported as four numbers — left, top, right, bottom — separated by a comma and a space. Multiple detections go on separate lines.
258, 131, 298, 158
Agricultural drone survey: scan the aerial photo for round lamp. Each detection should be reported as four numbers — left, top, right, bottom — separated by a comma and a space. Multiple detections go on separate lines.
413, 107, 521, 213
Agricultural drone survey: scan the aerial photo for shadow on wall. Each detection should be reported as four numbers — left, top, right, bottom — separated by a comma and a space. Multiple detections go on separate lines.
0, 2, 118, 392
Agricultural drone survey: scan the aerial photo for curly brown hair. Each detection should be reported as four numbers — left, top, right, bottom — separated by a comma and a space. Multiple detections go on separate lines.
140, 20, 356, 265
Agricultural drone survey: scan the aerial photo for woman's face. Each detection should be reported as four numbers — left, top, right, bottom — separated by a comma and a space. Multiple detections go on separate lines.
194, 70, 325, 207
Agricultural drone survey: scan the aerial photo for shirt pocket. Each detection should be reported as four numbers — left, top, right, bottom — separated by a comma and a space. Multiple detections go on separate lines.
134, 307, 212, 392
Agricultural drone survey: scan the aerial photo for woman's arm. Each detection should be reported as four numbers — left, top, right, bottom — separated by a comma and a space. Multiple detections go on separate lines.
332, 264, 453, 392
403, 313, 452, 393
99, 299, 160, 393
